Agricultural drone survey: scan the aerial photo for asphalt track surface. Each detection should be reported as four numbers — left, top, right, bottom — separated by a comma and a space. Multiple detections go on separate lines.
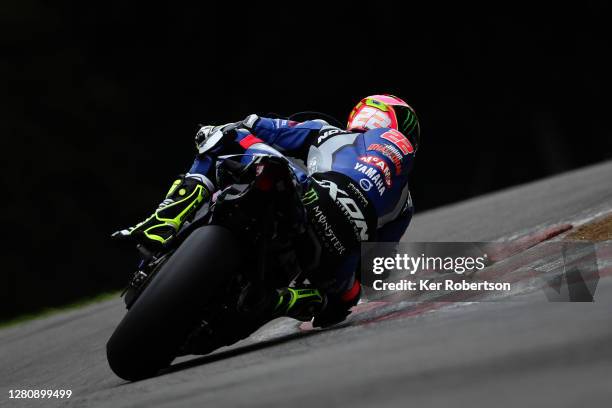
2, 160, 611, 408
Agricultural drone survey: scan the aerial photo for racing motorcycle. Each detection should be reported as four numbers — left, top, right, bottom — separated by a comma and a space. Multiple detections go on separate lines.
106, 154, 322, 381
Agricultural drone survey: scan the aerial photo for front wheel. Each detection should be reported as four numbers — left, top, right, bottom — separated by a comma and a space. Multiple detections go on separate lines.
106, 225, 240, 381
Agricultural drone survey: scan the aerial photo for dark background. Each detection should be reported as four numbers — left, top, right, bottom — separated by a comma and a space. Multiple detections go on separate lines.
1, 2, 610, 321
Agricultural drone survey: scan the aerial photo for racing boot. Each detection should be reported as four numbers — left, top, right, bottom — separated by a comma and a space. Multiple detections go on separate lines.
312, 279, 361, 328
112, 174, 212, 249
273, 287, 326, 321
238, 285, 326, 322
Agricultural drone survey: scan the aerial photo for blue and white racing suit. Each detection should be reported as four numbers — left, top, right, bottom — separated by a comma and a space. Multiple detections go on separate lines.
188, 115, 415, 297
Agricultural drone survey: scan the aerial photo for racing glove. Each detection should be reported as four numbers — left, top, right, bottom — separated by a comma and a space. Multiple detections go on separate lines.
195, 122, 241, 154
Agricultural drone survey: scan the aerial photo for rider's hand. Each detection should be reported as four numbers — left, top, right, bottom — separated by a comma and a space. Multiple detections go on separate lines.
195, 123, 237, 154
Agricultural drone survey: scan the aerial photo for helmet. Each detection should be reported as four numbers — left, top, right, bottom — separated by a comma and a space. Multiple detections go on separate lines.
347, 94, 421, 152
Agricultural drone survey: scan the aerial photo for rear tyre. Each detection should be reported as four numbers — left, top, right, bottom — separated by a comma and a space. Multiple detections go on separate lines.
106, 225, 240, 381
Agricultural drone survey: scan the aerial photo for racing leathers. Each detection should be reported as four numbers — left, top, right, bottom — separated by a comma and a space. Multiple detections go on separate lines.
117, 114, 415, 327
192, 115, 415, 326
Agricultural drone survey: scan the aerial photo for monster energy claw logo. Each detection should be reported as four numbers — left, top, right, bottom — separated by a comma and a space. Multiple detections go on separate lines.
302, 188, 319, 205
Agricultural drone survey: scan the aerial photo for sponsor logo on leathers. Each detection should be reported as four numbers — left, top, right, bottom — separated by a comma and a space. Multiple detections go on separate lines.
346, 182, 369, 208
313, 178, 369, 241
316, 127, 349, 145
302, 188, 319, 205
358, 155, 392, 187
367, 143, 404, 175
353, 161, 386, 196
359, 178, 372, 191
310, 204, 346, 255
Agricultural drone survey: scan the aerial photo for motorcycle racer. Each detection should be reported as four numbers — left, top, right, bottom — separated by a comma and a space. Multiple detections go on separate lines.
113, 94, 420, 329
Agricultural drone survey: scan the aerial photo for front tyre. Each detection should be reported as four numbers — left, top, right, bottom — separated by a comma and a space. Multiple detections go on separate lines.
106, 225, 240, 381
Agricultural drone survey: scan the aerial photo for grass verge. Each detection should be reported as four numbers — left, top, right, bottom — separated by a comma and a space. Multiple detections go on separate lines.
0, 291, 121, 330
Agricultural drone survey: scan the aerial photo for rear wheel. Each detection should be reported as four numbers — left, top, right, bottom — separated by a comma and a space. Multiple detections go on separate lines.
106, 225, 240, 381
